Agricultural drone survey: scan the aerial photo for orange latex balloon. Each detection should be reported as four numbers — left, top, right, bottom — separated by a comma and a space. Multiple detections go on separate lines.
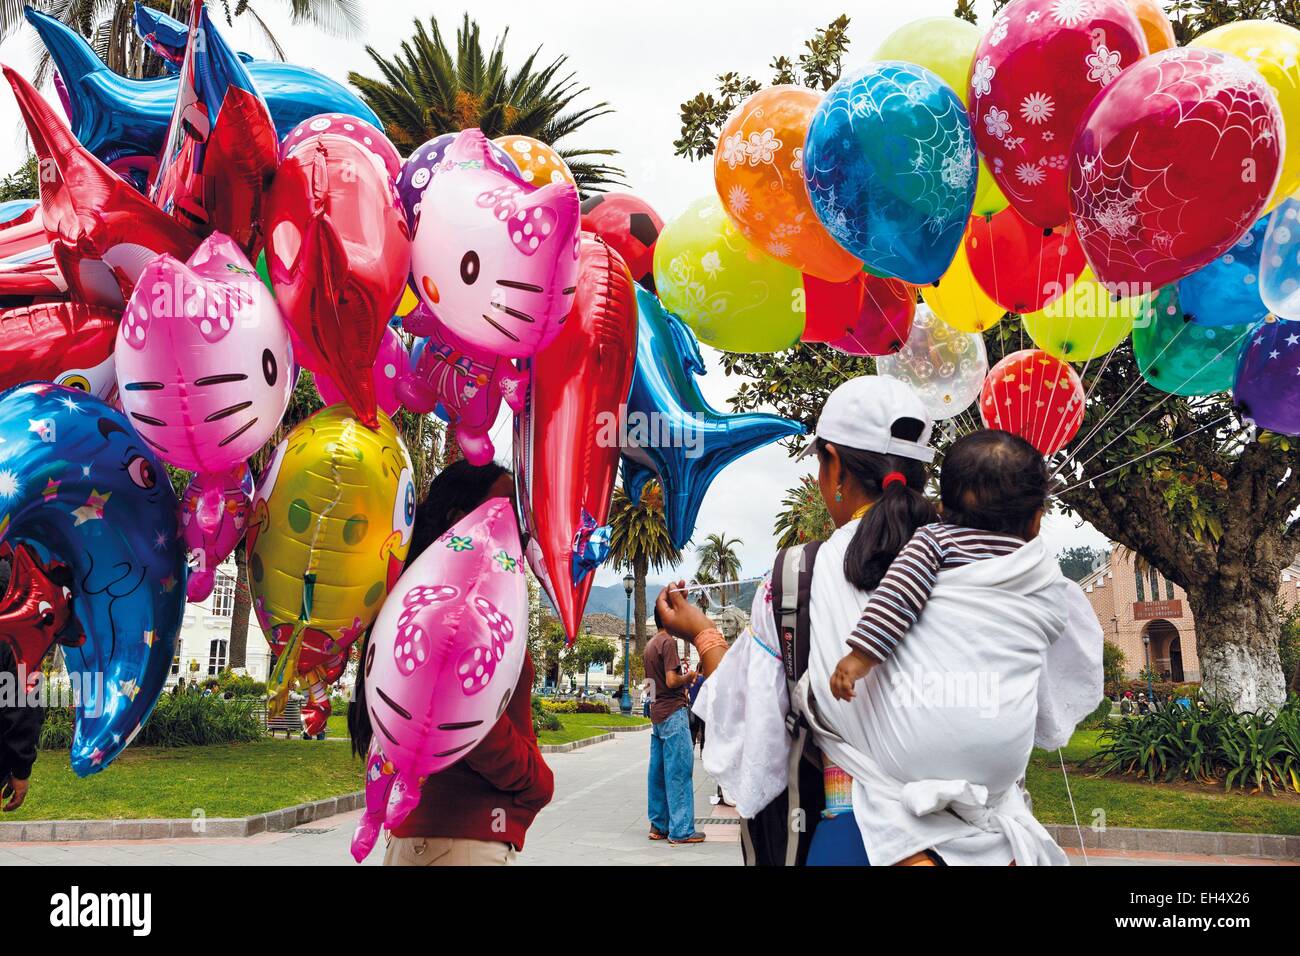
1125, 0, 1176, 54
713, 86, 861, 282
494, 134, 576, 187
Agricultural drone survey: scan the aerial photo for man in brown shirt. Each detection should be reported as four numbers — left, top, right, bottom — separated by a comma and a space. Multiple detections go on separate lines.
643, 609, 704, 845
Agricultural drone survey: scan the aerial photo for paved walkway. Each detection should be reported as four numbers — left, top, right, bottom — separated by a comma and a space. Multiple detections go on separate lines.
0, 735, 1291, 866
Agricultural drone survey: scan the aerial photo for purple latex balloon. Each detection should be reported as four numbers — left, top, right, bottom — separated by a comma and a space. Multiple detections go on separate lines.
396, 133, 519, 229
1233, 320, 1300, 436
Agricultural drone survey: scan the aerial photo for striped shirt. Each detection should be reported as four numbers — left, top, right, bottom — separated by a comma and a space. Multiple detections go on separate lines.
847, 522, 1025, 663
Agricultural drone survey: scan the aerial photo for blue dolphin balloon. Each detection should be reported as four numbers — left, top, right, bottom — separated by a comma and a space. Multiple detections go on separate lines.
26, 7, 380, 166
621, 287, 804, 549
132, 3, 256, 73
0, 383, 186, 775
1178, 217, 1270, 328
803, 61, 976, 286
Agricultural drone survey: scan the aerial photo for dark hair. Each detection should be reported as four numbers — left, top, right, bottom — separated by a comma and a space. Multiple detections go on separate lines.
940, 430, 1049, 537
820, 423, 937, 592
653, 603, 665, 631
350, 459, 512, 757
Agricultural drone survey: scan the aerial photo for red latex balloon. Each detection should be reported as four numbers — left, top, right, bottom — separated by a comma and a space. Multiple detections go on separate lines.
966, 206, 1086, 314
803, 271, 916, 356
0, 542, 80, 691
0, 205, 63, 298
969, 0, 1147, 230
514, 234, 638, 640
3, 66, 199, 309
1069, 47, 1282, 293
264, 133, 410, 428
0, 302, 119, 397
980, 348, 1084, 455
580, 192, 663, 292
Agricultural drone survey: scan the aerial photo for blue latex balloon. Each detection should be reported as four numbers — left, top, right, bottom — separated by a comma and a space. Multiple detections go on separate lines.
803, 61, 976, 286
26, 7, 380, 166
1260, 194, 1300, 322
1178, 217, 1269, 328
621, 287, 804, 548
0, 383, 186, 775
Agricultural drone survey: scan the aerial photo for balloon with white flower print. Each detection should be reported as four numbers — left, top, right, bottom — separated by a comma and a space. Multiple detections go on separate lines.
1260, 193, 1300, 321
968, 0, 1148, 230
803, 61, 977, 285
876, 304, 988, 419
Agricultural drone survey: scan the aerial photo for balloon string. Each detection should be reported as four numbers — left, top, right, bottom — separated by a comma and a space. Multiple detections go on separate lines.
1056, 414, 1237, 497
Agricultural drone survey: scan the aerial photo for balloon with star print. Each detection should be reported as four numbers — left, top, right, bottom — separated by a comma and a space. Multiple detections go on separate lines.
1233, 320, 1300, 436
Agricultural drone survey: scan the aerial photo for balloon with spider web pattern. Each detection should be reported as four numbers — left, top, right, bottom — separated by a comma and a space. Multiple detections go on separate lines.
1069, 47, 1283, 295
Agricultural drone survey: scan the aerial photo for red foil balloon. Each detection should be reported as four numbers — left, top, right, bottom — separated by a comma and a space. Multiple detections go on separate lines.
3, 66, 199, 309
0, 302, 119, 397
264, 133, 410, 428
803, 271, 916, 357
980, 348, 1084, 455
514, 234, 638, 640
0, 205, 63, 298
969, 0, 1147, 230
966, 206, 1086, 314
1069, 48, 1283, 293
580, 192, 663, 292
0, 542, 79, 691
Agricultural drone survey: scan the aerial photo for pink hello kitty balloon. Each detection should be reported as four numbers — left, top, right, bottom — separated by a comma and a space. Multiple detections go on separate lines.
181, 465, 253, 602
350, 497, 528, 862
409, 128, 580, 358
397, 304, 528, 465
115, 232, 294, 473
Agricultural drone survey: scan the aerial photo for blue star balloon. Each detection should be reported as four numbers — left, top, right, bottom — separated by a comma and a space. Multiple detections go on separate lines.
803, 61, 976, 286
1178, 216, 1270, 328
0, 383, 186, 776
1233, 321, 1300, 436
621, 287, 804, 549
26, 6, 380, 167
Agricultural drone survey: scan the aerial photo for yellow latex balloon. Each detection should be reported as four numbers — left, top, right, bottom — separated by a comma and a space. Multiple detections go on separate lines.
396, 286, 419, 318
922, 230, 1006, 333
1191, 21, 1300, 211
247, 404, 416, 711
652, 195, 805, 352
493, 134, 577, 187
1022, 268, 1145, 362
873, 17, 1009, 217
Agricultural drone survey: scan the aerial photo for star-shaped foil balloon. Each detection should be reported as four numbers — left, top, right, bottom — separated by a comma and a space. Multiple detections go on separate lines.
621, 286, 804, 549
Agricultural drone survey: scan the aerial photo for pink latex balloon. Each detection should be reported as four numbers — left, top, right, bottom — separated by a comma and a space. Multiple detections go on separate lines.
350, 497, 528, 862
409, 128, 581, 360
181, 465, 253, 602
315, 324, 409, 417
115, 232, 294, 472
280, 112, 402, 183
397, 304, 528, 465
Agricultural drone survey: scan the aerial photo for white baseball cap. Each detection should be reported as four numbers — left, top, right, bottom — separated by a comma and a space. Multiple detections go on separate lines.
797, 375, 935, 463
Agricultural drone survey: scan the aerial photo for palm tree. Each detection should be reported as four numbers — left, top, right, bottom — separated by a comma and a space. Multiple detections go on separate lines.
690, 568, 716, 611
774, 475, 833, 549
696, 532, 742, 607
607, 482, 680, 656
348, 13, 623, 196
3, 1, 364, 84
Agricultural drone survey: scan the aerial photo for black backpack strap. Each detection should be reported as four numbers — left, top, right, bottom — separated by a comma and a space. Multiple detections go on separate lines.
772, 541, 823, 737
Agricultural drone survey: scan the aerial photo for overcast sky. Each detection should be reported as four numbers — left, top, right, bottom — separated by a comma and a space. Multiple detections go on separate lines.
0, 0, 1111, 586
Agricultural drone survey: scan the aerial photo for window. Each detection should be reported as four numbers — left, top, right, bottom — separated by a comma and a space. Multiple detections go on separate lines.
208, 639, 228, 675
171, 642, 183, 676
211, 572, 235, 618
1166, 577, 1174, 601
1150, 570, 1160, 602
1134, 568, 1145, 602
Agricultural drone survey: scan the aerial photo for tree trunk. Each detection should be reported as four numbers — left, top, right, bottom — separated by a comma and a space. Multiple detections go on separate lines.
1186, 581, 1287, 713
634, 553, 648, 657
228, 545, 252, 669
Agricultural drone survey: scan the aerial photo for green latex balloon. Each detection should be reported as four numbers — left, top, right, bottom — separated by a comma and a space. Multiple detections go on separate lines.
1023, 269, 1144, 362
652, 195, 806, 353
256, 250, 275, 296
873, 17, 1008, 217
1134, 286, 1252, 396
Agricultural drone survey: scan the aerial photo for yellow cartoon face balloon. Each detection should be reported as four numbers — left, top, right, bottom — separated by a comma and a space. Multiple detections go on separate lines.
494, 134, 577, 187
246, 404, 416, 709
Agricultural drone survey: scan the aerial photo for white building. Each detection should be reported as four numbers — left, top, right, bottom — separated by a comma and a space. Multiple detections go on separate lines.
169, 558, 272, 686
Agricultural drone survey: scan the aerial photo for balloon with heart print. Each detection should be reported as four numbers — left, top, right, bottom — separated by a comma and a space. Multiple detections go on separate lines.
965, 206, 1086, 315
1259, 192, 1300, 322
803, 271, 917, 357
350, 497, 528, 862
1233, 319, 1300, 436
876, 304, 988, 420
980, 348, 1085, 455
804, 61, 977, 285
1177, 217, 1270, 329
1134, 285, 1252, 397
968, 0, 1148, 230
1069, 48, 1282, 294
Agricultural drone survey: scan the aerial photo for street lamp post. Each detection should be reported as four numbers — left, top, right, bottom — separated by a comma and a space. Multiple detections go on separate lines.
583, 626, 592, 696
621, 573, 634, 715
1142, 634, 1154, 706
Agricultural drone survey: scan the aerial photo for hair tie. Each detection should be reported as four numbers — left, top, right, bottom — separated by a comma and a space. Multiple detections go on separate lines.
881, 471, 907, 490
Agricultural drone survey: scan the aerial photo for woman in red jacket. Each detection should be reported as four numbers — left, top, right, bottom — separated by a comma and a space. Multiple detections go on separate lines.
349, 460, 554, 865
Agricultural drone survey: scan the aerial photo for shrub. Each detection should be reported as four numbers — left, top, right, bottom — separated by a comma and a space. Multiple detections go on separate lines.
531, 696, 561, 733
541, 699, 577, 714
576, 701, 609, 714
1079, 697, 1114, 730
1102, 641, 1126, 694
214, 670, 267, 698
38, 706, 74, 750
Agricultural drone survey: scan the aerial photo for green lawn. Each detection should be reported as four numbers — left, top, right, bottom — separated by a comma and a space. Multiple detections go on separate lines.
11, 741, 361, 821
1026, 729, 1300, 835
537, 710, 649, 746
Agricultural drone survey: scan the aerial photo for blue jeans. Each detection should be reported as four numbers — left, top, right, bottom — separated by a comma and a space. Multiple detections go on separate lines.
647, 707, 695, 840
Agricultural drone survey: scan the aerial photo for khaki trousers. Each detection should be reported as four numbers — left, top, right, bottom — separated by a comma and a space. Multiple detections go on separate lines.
383, 835, 517, 867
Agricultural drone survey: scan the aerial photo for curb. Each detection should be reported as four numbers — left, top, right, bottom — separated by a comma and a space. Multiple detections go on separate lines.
539, 732, 615, 754
599, 723, 651, 734
1042, 824, 1300, 861
0, 791, 366, 843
